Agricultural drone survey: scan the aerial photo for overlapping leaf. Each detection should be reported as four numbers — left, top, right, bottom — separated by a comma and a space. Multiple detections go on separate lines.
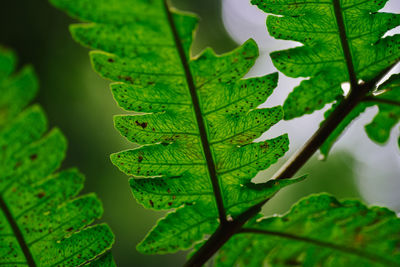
0, 47, 115, 266
253, 0, 400, 120
50, 0, 305, 254
216, 194, 400, 266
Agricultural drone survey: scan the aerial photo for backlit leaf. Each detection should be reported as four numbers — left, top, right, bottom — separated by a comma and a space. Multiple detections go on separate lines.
253, 0, 400, 119
217, 194, 400, 266
50, 0, 305, 254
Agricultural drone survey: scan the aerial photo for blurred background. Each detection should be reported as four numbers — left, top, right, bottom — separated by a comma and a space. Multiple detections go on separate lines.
0, 0, 398, 266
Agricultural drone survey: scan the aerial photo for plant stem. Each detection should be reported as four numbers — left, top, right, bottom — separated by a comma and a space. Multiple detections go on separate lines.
273, 0, 362, 180
184, 92, 362, 267
363, 96, 400, 107
184, 200, 266, 267
184, 0, 398, 262
185, 64, 397, 267
272, 64, 397, 180
272, 90, 362, 180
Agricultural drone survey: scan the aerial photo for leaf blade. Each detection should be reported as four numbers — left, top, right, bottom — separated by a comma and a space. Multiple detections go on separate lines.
0, 47, 114, 266
217, 194, 400, 267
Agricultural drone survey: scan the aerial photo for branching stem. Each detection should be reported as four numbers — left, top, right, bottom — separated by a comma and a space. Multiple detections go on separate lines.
184, 200, 267, 267
185, 69, 394, 266
185, 60, 397, 266
363, 96, 400, 107
184, 0, 399, 264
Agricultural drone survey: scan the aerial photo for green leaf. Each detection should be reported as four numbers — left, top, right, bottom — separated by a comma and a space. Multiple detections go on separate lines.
252, 0, 400, 120
50, 0, 305, 254
0, 47, 114, 266
87, 252, 116, 267
365, 73, 400, 146
216, 194, 400, 267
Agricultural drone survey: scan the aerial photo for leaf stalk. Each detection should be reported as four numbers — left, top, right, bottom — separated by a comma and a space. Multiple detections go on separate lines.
363, 96, 400, 107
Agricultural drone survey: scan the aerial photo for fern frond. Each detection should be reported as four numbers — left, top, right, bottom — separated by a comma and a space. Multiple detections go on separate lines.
50, 0, 305, 254
253, 0, 400, 120
0, 47, 115, 266
217, 194, 400, 266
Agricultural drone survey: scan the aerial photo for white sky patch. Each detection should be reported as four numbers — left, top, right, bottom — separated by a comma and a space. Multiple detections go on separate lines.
341, 82, 351, 96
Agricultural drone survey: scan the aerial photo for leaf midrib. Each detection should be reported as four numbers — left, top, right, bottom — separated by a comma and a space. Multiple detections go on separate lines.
163, 0, 226, 223
0, 195, 36, 267
333, 0, 358, 90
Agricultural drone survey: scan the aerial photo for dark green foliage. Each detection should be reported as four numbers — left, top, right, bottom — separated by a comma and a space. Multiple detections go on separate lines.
0, 47, 115, 266
217, 194, 400, 266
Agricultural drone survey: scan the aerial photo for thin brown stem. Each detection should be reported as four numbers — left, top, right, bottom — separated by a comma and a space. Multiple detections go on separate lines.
272, 63, 397, 180
184, 200, 266, 267
363, 96, 400, 107
184, 0, 399, 262
272, 90, 361, 180
185, 63, 398, 267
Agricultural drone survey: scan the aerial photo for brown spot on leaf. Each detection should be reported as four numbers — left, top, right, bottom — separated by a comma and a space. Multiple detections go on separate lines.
14, 161, 22, 170
118, 75, 133, 82
285, 259, 301, 265
135, 120, 148, 129
260, 143, 269, 150
329, 202, 339, 208
37, 192, 46, 199
149, 200, 154, 207
354, 233, 364, 244
30, 154, 38, 161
